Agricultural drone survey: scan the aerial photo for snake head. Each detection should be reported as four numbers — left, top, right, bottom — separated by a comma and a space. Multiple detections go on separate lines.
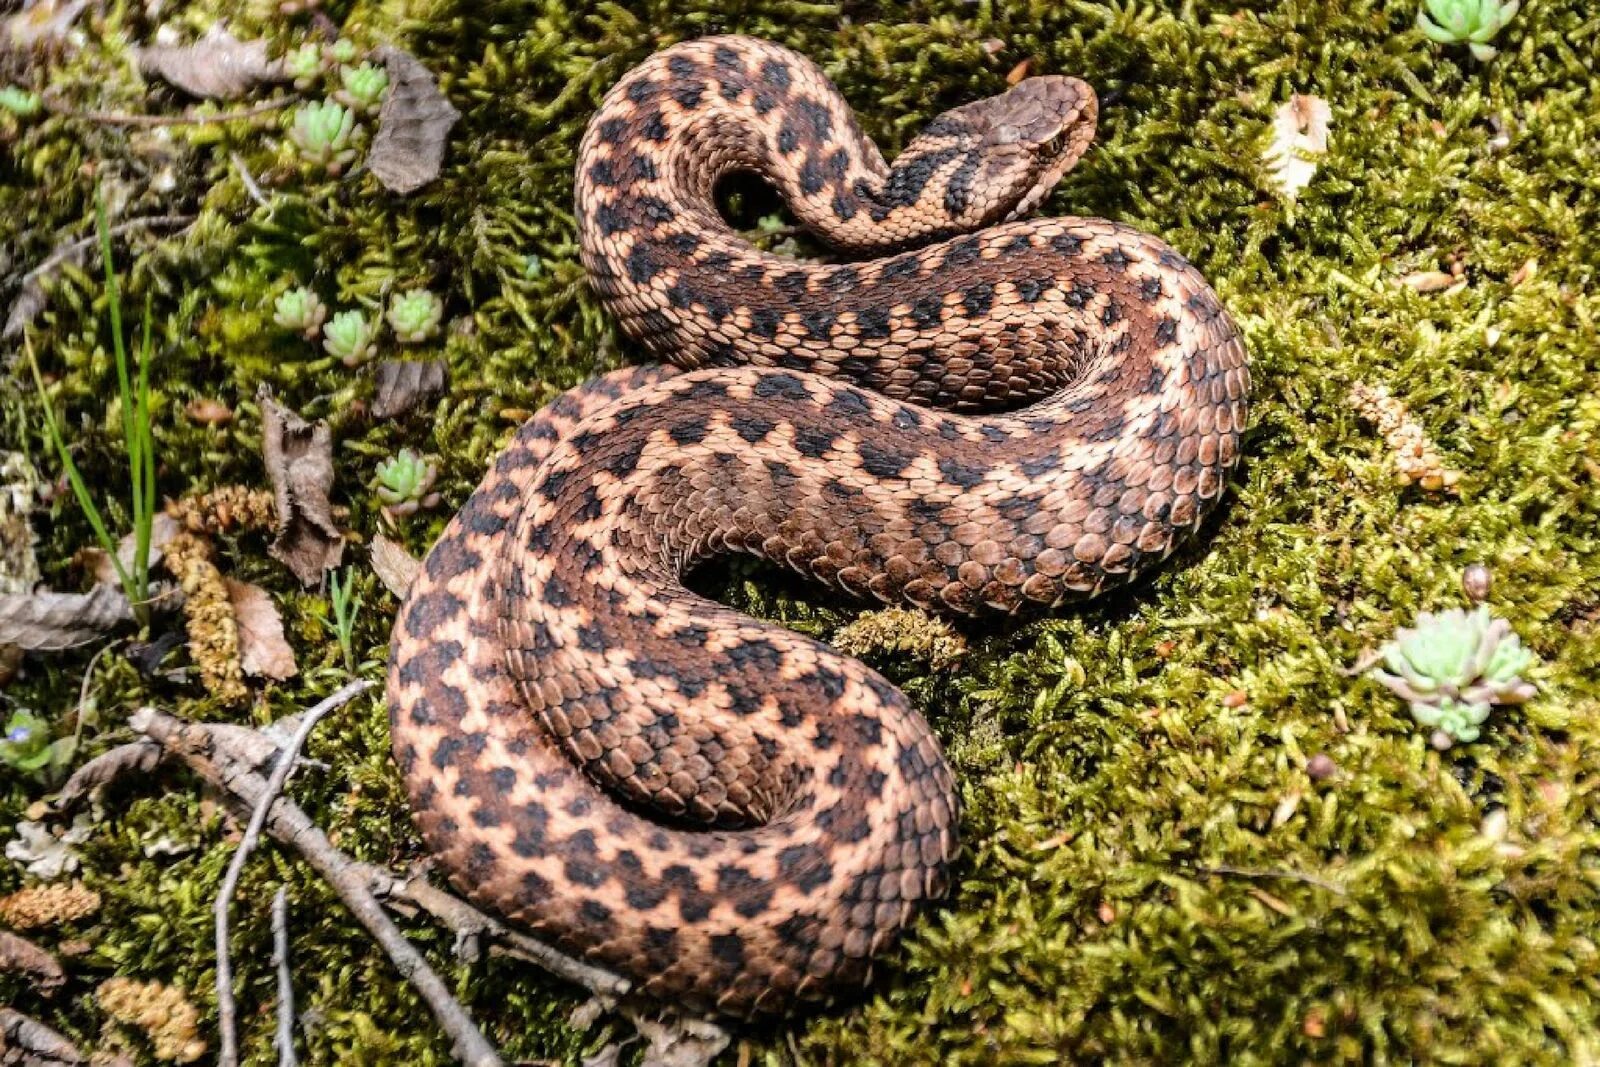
890, 75, 1098, 229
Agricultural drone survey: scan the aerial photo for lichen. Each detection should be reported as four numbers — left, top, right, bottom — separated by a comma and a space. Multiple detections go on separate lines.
2, 0, 1599, 1064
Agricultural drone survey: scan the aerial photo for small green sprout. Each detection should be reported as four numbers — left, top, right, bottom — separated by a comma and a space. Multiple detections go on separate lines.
375, 448, 441, 517
287, 99, 358, 172
2, 709, 73, 782
272, 286, 327, 339
327, 568, 362, 674
1369, 605, 1537, 748
385, 288, 444, 343
335, 62, 389, 112
329, 38, 359, 64
0, 85, 42, 117
284, 43, 322, 89
1417, 0, 1520, 61
322, 309, 376, 366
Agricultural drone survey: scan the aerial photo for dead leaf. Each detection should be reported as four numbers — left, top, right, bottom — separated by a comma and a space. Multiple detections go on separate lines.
0, 931, 64, 991
80, 514, 180, 588
185, 397, 234, 425
136, 25, 285, 100
4, 0, 88, 49
370, 532, 421, 598
368, 46, 460, 195
1395, 270, 1461, 293
1264, 94, 1331, 202
372, 359, 449, 419
1005, 58, 1032, 85
56, 740, 164, 810
224, 579, 297, 681
0, 584, 137, 650
260, 388, 346, 587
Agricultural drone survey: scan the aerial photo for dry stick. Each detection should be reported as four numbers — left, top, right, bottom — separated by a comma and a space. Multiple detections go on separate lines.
231, 151, 272, 210
271, 886, 298, 1067
46, 95, 293, 127
215, 679, 370, 1067
131, 705, 505, 1067
1191, 863, 1347, 896
12, 215, 195, 293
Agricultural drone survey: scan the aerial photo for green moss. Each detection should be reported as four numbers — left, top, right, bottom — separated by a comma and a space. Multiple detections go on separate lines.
3, 0, 1599, 1063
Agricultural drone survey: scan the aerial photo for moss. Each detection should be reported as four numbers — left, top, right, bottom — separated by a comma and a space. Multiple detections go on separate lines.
3, 0, 1599, 1064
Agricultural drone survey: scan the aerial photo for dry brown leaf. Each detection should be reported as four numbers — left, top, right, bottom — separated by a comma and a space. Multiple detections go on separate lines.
81, 514, 180, 588
1396, 270, 1462, 293
368, 46, 460, 195
136, 25, 285, 100
0, 1007, 85, 1065
56, 741, 164, 810
372, 359, 449, 419
260, 388, 346, 586
370, 532, 421, 598
0, 930, 65, 991
1264, 94, 1331, 202
224, 579, 297, 681
4, 0, 89, 49
0, 584, 136, 650
1005, 58, 1032, 85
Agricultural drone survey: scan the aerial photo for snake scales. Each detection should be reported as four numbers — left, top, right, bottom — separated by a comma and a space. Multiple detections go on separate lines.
387, 36, 1248, 1017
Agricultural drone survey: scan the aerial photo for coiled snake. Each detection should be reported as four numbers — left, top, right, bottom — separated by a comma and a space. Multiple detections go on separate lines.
387, 35, 1248, 1017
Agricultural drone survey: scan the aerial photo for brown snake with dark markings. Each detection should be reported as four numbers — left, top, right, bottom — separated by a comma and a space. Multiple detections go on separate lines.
388, 36, 1248, 1017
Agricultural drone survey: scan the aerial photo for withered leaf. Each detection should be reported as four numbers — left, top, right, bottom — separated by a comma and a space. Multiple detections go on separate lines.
81, 514, 179, 588
370, 532, 421, 598
0, 584, 136, 650
0, 931, 65, 991
55, 741, 165, 810
225, 579, 297, 681
136, 26, 285, 100
368, 46, 460, 195
260, 388, 346, 586
372, 359, 449, 419
1264, 94, 1332, 202
0, 1006, 86, 1064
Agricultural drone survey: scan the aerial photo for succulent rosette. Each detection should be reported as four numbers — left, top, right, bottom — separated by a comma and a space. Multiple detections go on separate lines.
273, 286, 327, 339
386, 288, 444, 343
288, 99, 359, 171
1417, 0, 1521, 60
322, 309, 376, 366
375, 449, 441, 517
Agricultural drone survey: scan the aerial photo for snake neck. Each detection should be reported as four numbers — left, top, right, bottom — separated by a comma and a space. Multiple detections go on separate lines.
575, 36, 994, 264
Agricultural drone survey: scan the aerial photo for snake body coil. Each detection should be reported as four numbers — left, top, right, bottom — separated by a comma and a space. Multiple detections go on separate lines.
388, 36, 1248, 1017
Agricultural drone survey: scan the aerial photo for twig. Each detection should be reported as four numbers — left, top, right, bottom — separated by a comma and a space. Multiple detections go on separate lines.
0, 1007, 86, 1064
130, 703, 504, 1067
362, 861, 630, 999
45, 95, 293, 127
231, 151, 272, 210
215, 679, 370, 1067
272, 887, 298, 1067
1190, 863, 1347, 896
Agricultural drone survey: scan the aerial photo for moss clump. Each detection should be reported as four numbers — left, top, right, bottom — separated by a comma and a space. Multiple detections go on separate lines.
2, 0, 1599, 1064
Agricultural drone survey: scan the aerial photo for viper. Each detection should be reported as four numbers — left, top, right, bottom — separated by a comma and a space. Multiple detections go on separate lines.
388, 35, 1248, 1018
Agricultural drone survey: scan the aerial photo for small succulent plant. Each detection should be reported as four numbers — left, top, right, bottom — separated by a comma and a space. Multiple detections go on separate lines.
1417, 0, 1520, 61
1369, 605, 1537, 748
335, 62, 389, 112
284, 43, 322, 89
0, 85, 42, 117
329, 38, 359, 64
287, 99, 358, 171
322, 309, 376, 366
375, 449, 441, 517
272, 286, 327, 339
386, 288, 444, 343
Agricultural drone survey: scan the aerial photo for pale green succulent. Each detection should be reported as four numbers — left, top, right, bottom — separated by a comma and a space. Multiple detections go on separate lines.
329, 38, 359, 64
322, 309, 376, 366
1418, 0, 1520, 61
284, 43, 322, 89
1369, 605, 1537, 747
1412, 697, 1493, 749
0, 85, 42, 117
375, 448, 441, 516
287, 99, 358, 171
386, 288, 444, 343
335, 62, 389, 112
272, 286, 327, 339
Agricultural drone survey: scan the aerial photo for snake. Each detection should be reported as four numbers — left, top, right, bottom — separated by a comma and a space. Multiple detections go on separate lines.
387, 35, 1248, 1018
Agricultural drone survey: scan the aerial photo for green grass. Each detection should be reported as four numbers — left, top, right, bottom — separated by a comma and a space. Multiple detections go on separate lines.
2, 0, 1598, 1064
22, 191, 158, 625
